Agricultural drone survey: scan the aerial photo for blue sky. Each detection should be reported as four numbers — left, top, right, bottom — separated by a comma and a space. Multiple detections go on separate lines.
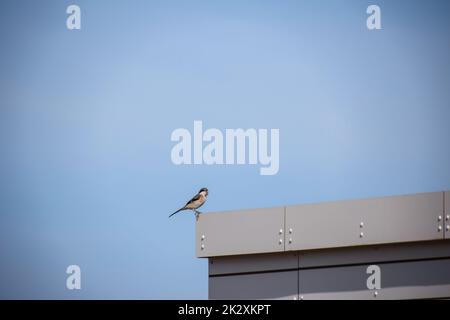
0, 0, 449, 299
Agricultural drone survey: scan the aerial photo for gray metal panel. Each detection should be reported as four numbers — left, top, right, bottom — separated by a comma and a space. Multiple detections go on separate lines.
209, 271, 297, 300
300, 285, 450, 300
196, 207, 284, 257
299, 240, 450, 268
446, 191, 450, 239
209, 240, 450, 275
286, 192, 443, 251
299, 259, 450, 299
209, 253, 298, 276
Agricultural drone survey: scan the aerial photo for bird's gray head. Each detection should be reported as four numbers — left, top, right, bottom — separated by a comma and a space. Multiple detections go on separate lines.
199, 187, 208, 196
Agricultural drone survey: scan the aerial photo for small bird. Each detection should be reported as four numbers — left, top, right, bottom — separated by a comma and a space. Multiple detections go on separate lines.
169, 188, 208, 220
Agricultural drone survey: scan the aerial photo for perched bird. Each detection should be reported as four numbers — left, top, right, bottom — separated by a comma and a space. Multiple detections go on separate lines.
169, 188, 208, 220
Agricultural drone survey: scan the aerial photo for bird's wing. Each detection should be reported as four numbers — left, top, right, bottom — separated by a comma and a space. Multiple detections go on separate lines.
185, 193, 201, 206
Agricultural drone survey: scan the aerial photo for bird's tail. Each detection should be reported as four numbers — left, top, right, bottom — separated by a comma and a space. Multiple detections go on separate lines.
169, 207, 186, 218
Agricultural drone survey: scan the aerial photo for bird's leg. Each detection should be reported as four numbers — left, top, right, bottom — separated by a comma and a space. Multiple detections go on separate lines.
194, 210, 200, 221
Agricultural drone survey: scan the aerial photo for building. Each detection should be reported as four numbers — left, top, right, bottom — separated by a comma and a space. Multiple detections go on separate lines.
196, 191, 450, 299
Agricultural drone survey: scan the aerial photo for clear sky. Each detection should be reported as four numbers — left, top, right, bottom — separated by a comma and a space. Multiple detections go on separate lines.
0, 0, 449, 299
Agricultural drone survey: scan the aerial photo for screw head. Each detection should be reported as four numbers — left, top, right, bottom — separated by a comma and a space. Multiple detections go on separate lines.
360, 232, 364, 238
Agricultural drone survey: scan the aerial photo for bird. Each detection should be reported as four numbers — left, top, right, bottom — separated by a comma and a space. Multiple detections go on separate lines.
169, 188, 208, 220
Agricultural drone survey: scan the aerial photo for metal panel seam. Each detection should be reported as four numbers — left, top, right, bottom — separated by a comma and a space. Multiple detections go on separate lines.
444, 191, 447, 239
283, 206, 286, 252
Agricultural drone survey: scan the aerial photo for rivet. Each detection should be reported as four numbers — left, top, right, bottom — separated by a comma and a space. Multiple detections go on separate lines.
201, 235, 205, 240
300, 296, 304, 300
279, 229, 283, 235
438, 226, 442, 232
446, 215, 450, 221
360, 232, 364, 238
374, 291, 378, 297
293, 296, 297, 300
279, 239, 283, 244
446, 225, 449, 231
201, 244, 205, 250
289, 238, 292, 244
438, 216, 442, 222
289, 228, 293, 234
360, 222, 364, 228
